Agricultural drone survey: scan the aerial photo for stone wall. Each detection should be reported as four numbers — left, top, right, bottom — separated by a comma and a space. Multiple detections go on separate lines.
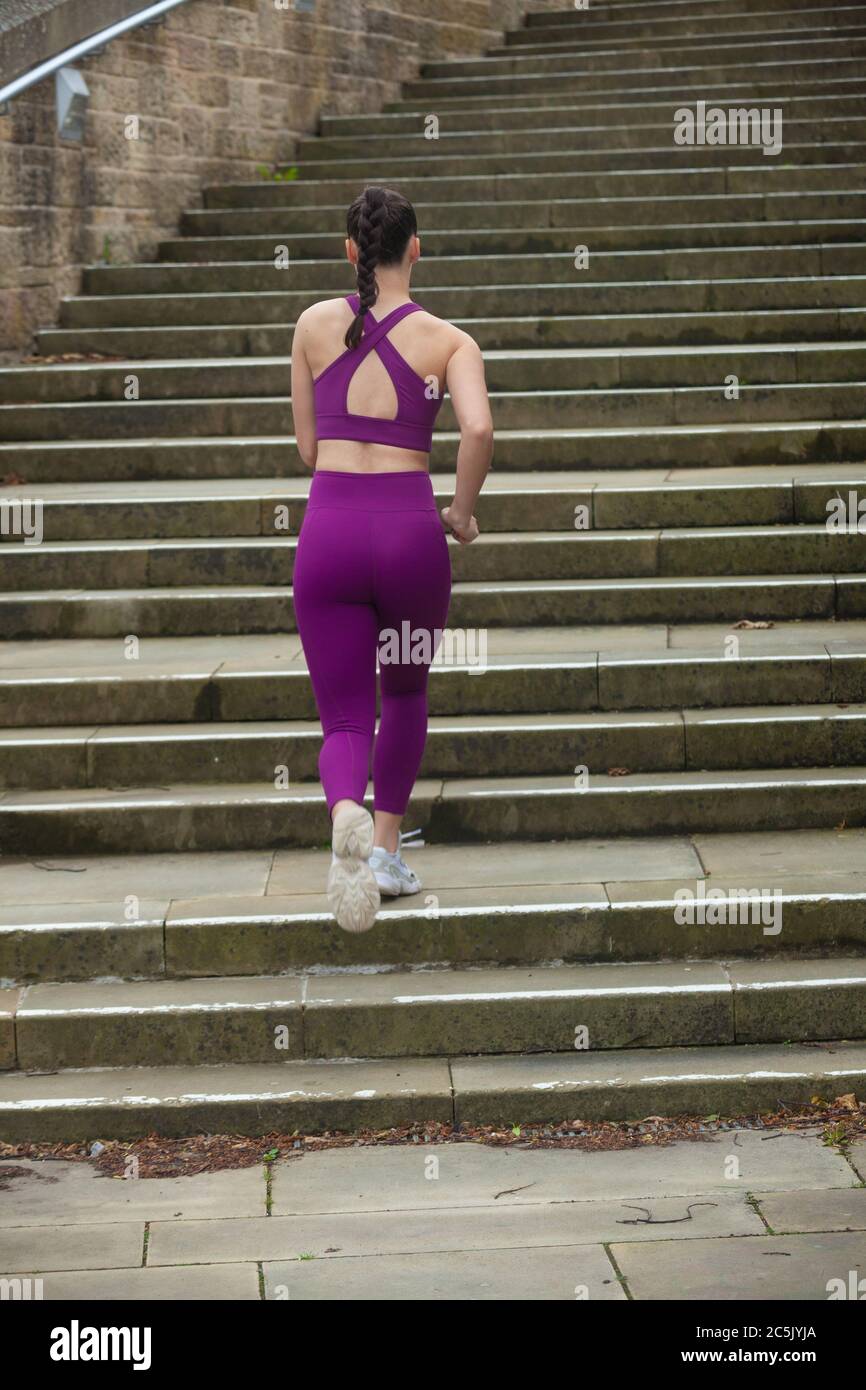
0, 0, 558, 353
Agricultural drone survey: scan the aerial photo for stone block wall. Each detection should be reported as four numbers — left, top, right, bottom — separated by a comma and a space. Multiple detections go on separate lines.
0, 0, 559, 352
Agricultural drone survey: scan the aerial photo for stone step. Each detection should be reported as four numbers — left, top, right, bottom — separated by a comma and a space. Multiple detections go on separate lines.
451, 1040, 866, 1128
3, 701, 865, 791
320, 90, 866, 139
1, 624, 863, 722
395, 61, 866, 107
502, 19, 866, 57
0, 478, 297, 540
1, 766, 865, 855
2, 828, 864, 981
2, 570, 862, 640
2, 1039, 865, 1138
503, 9, 865, 48
159, 220, 866, 266
80, 244, 866, 297
382, 77, 866, 121
5, 0, 866, 1146
425, 30, 866, 81
7, 956, 866, 1072
9, 342, 866, 406
3, 525, 866, 592
7, 380, 866, 441
35, 304, 866, 360
182, 189, 866, 237
297, 118, 866, 163
201, 162, 866, 210
526, 0, 847, 28
5, 421, 866, 484
54, 274, 866, 330
3, 465, 864, 540
288, 141, 866, 184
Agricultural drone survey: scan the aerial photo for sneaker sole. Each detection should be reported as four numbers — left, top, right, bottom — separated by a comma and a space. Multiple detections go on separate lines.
373, 874, 423, 898
329, 803, 379, 933
327, 857, 380, 933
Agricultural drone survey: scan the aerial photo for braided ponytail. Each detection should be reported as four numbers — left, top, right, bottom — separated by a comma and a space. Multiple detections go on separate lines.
344, 186, 418, 349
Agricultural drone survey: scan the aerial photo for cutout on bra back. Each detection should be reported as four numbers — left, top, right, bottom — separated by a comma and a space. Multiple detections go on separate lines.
312, 295, 445, 452
345, 344, 400, 421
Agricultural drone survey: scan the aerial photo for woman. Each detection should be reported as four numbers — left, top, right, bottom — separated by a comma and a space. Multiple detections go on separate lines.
291, 185, 493, 933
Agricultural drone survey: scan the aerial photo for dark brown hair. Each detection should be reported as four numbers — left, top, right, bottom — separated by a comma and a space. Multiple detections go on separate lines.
344, 186, 418, 349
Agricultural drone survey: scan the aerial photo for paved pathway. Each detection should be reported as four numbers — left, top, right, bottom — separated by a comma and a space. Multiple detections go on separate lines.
2, 1130, 865, 1300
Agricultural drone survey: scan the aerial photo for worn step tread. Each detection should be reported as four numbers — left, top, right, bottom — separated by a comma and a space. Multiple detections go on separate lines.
0, 621, 857, 673
2, 766, 866, 814
16, 954, 866, 1012
1, 521, 862, 552
2, 1040, 866, 1139
3, 463, 866, 504
3, 828, 866, 981
8, 957, 866, 1069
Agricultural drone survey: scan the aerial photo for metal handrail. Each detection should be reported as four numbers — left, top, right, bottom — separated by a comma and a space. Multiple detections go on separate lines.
0, 0, 191, 112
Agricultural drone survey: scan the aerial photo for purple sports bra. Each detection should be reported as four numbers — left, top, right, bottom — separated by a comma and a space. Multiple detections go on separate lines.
312, 294, 444, 453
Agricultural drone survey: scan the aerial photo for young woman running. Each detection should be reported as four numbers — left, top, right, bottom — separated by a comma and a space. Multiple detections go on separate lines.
291, 185, 493, 933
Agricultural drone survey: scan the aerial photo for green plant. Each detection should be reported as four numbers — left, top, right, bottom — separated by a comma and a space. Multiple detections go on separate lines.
256, 164, 299, 182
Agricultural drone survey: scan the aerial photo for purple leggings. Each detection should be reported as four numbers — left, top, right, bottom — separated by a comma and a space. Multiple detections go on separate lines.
293, 470, 452, 815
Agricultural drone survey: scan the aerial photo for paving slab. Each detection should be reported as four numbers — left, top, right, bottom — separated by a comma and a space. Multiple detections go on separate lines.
270, 1130, 853, 1216
605, 874, 866, 900
148, 1190, 762, 1267
0, 1220, 143, 1273
611, 1230, 866, 1300
849, 1136, 866, 1183
6, 1262, 260, 1300
667, 621, 866, 650
268, 837, 704, 896
172, 881, 609, 922
5, 830, 861, 922
693, 827, 866, 879
0, 634, 302, 670
0, 1159, 266, 1226
0, 851, 273, 906
755, 1187, 866, 1234
264, 1243, 625, 1300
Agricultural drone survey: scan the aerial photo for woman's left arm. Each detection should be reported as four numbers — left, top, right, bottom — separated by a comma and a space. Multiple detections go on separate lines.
291, 310, 317, 470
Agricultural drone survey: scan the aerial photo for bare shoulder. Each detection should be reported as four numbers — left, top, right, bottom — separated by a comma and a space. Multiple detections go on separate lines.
295, 296, 353, 335
415, 311, 480, 358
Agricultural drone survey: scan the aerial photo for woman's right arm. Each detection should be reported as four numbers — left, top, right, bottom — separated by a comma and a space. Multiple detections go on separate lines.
290, 308, 317, 470
442, 335, 493, 544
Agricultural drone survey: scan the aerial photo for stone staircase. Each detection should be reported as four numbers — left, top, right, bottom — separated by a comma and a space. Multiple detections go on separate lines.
3, 0, 866, 1140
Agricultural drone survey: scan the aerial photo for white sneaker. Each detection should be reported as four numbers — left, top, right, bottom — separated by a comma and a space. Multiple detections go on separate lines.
369, 830, 423, 898
327, 803, 380, 933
